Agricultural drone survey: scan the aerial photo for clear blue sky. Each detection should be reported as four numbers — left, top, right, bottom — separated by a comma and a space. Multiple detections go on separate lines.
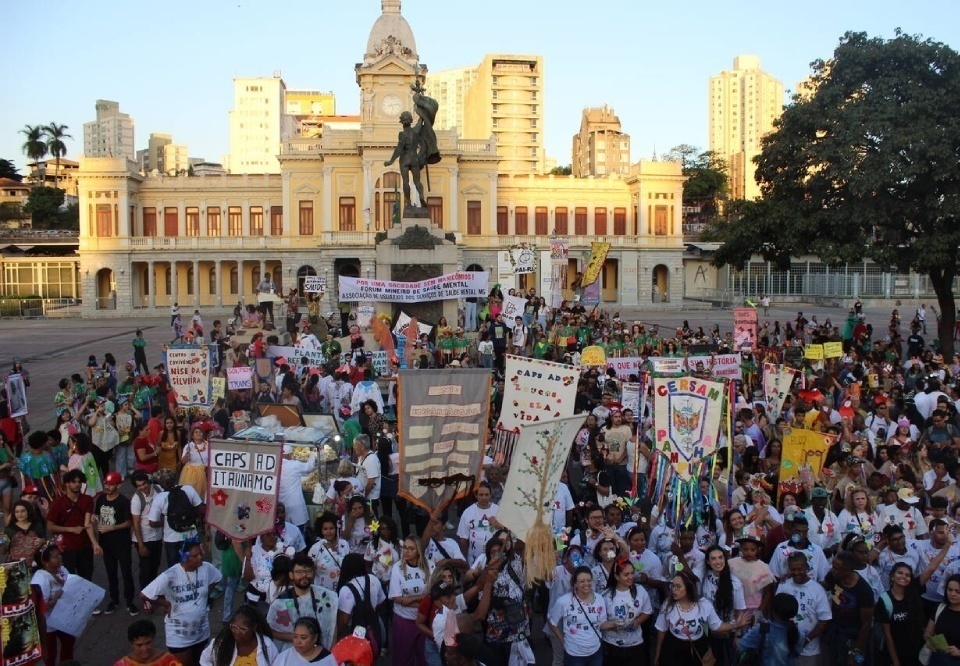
2, 0, 958, 172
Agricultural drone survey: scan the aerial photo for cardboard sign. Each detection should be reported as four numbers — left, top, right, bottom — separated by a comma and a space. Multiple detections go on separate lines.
206, 439, 280, 540
227, 366, 253, 390
580, 345, 607, 367
781, 427, 835, 484
47, 576, 106, 638
805, 344, 824, 360
823, 341, 843, 358
303, 276, 327, 293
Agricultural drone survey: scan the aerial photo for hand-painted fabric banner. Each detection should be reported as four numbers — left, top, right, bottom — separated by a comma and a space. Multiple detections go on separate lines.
398, 369, 491, 510
620, 382, 641, 418
500, 295, 527, 328
165, 346, 212, 406
392, 311, 434, 338
763, 363, 797, 420
581, 241, 611, 287
780, 428, 835, 488
649, 357, 685, 375
497, 355, 580, 433
206, 439, 280, 540
654, 377, 725, 480
549, 238, 568, 309
338, 272, 489, 302
733, 308, 758, 351
508, 245, 536, 274
0, 560, 42, 665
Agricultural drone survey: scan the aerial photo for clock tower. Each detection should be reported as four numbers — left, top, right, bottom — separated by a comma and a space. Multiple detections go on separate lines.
357, 0, 426, 139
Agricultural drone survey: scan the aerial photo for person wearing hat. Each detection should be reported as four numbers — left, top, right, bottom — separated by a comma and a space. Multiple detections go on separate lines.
804, 487, 842, 553
94, 471, 138, 616
770, 515, 831, 583
728, 528, 776, 613
877, 487, 930, 540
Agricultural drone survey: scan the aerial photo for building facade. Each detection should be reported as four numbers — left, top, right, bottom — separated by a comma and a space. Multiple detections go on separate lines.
572, 106, 631, 178
75, 1, 685, 317
708, 55, 784, 200
224, 76, 286, 174
83, 100, 136, 161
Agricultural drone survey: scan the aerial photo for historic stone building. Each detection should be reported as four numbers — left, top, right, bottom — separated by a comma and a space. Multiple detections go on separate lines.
75, 0, 686, 317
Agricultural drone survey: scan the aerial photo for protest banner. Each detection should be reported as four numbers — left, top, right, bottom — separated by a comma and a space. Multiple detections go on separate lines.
581, 241, 611, 286
497, 355, 580, 433
805, 344, 824, 360
227, 366, 253, 390
392, 311, 434, 339
371, 350, 388, 377
164, 346, 212, 406
686, 353, 743, 379
780, 428, 835, 489
0, 559, 42, 665
338, 271, 488, 302
500, 294, 527, 328
508, 245, 536, 274
580, 345, 606, 367
621, 382, 641, 418
649, 357, 685, 375
823, 341, 843, 358
47, 575, 106, 638
5, 373, 27, 418
397, 369, 491, 510
357, 303, 375, 328
733, 308, 758, 351
607, 357, 644, 380
763, 363, 797, 420
302, 276, 327, 293
548, 238, 569, 308
654, 376, 725, 481
498, 414, 586, 583
207, 439, 280, 539
783, 346, 804, 366
212, 377, 226, 401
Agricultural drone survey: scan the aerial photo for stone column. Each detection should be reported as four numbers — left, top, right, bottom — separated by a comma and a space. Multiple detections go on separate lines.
449, 166, 459, 233
237, 261, 245, 304
488, 172, 498, 236
362, 160, 373, 234
215, 260, 223, 308
281, 172, 291, 236
170, 260, 178, 306
192, 260, 200, 308
321, 167, 333, 232
148, 261, 156, 309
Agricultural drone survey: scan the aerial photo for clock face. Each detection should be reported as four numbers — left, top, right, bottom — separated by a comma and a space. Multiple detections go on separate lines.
380, 93, 403, 117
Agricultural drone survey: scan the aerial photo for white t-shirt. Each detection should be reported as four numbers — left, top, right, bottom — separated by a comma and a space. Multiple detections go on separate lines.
878, 504, 929, 539
337, 574, 386, 616
654, 600, 721, 641
877, 540, 923, 590
131, 485, 164, 543
325, 476, 361, 501
142, 562, 223, 648
601, 585, 653, 647
699, 570, 746, 622
456, 502, 499, 564
551, 482, 575, 531
769, 542, 831, 582
358, 452, 381, 500
30, 567, 69, 619
776, 578, 832, 656
432, 597, 468, 647
548, 592, 608, 657
308, 539, 351, 590
424, 537, 466, 568
279, 456, 315, 527
388, 562, 431, 620
148, 485, 204, 543
918, 541, 960, 602
272, 647, 338, 666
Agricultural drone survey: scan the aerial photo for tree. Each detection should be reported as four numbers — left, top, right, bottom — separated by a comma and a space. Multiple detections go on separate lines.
665, 144, 729, 222
20, 125, 47, 174
22, 186, 64, 229
549, 164, 572, 176
0, 159, 22, 181
44, 122, 71, 188
708, 31, 960, 357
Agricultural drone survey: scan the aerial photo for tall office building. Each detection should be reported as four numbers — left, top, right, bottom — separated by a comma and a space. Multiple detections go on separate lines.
224, 76, 286, 174
83, 100, 135, 160
708, 55, 784, 200
572, 105, 631, 177
142, 134, 189, 175
425, 65, 478, 133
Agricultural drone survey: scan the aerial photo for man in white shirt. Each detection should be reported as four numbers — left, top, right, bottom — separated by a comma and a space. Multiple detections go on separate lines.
915, 378, 949, 421
279, 446, 316, 532
777, 551, 831, 665
131, 471, 165, 613
877, 487, 929, 540
354, 434, 381, 510
511, 316, 529, 356
146, 469, 205, 569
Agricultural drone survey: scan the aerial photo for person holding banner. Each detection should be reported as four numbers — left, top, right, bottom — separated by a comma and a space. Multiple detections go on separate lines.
179, 426, 211, 498
32, 544, 77, 665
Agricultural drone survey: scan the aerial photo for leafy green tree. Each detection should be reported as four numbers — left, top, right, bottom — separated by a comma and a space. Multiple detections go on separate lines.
708, 30, 960, 356
22, 186, 64, 229
549, 164, 572, 176
20, 125, 47, 170
666, 144, 729, 224
0, 159, 22, 181
44, 122, 72, 187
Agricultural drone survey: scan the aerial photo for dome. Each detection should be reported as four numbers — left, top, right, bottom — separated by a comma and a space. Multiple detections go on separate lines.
365, 0, 418, 60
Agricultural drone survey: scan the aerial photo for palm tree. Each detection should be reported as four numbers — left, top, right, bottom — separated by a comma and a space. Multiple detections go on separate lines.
20, 125, 47, 181
44, 122, 72, 189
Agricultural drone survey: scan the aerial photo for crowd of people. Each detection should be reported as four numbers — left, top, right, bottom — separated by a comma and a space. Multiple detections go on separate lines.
4, 294, 960, 666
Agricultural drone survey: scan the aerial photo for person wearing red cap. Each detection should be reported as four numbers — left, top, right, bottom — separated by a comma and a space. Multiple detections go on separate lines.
94, 471, 139, 616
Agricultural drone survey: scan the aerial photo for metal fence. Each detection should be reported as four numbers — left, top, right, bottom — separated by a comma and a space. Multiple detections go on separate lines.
725, 261, 960, 300
0, 298, 82, 318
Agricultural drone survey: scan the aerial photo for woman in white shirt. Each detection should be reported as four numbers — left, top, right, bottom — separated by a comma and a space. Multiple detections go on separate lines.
548, 565, 618, 665
389, 536, 432, 666
699, 546, 747, 665
308, 512, 351, 591
335, 553, 385, 643
273, 617, 338, 665
199, 605, 279, 666
601, 557, 653, 662
31, 545, 75, 663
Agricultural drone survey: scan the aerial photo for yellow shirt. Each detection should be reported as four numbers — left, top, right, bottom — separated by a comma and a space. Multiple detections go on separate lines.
233, 654, 258, 666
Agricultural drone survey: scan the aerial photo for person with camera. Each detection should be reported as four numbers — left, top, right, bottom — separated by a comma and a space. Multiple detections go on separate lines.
482, 529, 534, 664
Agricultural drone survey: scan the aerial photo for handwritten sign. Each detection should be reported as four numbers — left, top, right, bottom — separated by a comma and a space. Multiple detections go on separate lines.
338, 271, 489, 302
47, 576, 106, 637
497, 355, 580, 433
805, 344, 824, 360
206, 439, 280, 539
580, 345, 607, 367
303, 276, 326, 293
212, 377, 226, 401
733, 308, 758, 351
823, 341, 843, 358
607, 357, 645, 380
165, 347, 212, 406
227, 366, 253, 390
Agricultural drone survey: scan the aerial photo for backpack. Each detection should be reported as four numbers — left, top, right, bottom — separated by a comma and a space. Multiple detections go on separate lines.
345, 576, 382, 658
165, 486, 196, 533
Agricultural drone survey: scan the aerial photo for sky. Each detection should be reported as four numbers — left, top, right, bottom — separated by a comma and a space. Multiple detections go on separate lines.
3, 0, 959, 172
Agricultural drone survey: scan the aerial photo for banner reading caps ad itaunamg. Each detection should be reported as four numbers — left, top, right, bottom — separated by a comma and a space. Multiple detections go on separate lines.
398, 369, 491, 510
338, 271, 489, 302
206, 439, 280, 540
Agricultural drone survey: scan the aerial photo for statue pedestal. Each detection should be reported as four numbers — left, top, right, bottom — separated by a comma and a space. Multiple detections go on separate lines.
376, 216, 460, 331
